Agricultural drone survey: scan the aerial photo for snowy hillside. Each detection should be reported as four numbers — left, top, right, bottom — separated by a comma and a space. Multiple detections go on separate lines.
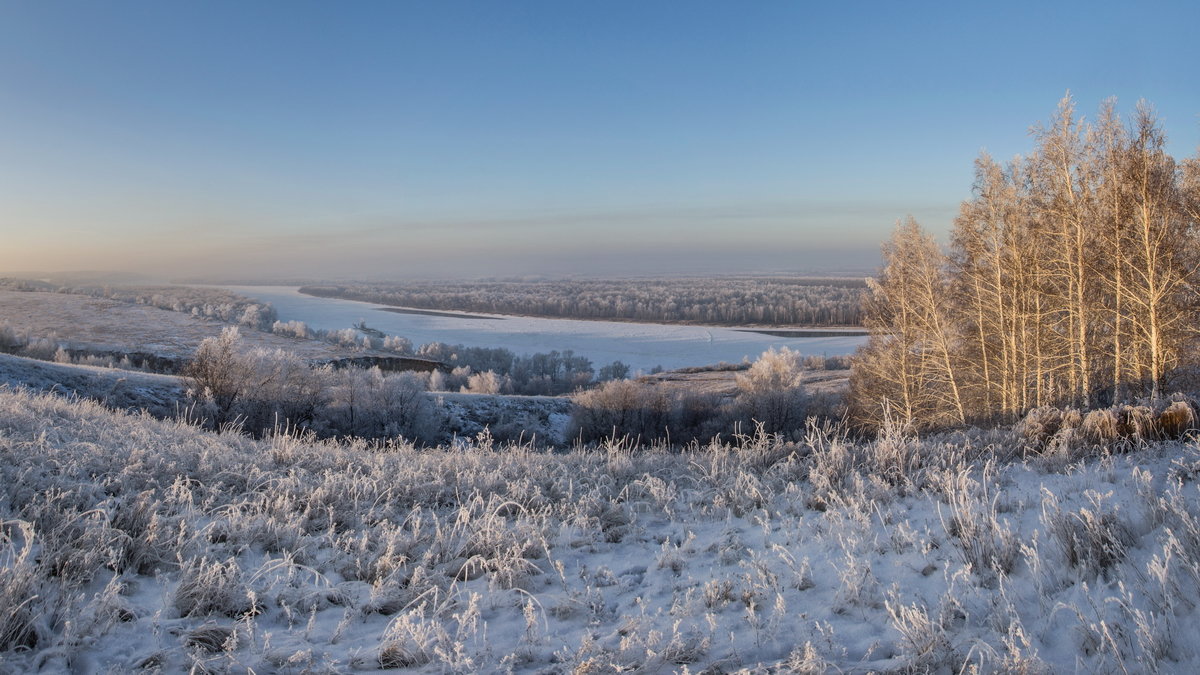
0, 353, 185, 417
2, 387, 1198, 672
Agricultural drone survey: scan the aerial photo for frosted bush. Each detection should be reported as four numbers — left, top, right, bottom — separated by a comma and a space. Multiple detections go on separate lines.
462, 369, 505, 395
736, 347, 805, 394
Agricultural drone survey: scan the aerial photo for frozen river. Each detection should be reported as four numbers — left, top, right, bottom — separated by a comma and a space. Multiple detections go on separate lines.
222, 286, 868, 373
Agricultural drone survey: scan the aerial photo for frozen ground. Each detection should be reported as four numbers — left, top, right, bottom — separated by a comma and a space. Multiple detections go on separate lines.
4, 386, 1200, 672
219, 286, 868, 373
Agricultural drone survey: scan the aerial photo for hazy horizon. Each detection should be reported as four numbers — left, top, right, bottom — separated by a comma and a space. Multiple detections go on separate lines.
2, 1, 1198, 280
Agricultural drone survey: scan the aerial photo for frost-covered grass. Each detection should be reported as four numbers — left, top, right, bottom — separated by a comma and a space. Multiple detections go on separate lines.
2, 386, 1200, 673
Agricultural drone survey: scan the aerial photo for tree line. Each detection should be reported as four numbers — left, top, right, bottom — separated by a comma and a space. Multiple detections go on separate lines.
851, 97, 1200, 432
300, 276, 866, 326
66, 284, 281, 331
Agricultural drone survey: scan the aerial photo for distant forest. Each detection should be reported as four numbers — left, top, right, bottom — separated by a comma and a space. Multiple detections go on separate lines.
300, 277, 866, 326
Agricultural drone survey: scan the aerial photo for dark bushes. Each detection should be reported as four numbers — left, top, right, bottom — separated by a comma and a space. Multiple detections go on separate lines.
568, 348, 841, 446
1017, 396, 1200, 452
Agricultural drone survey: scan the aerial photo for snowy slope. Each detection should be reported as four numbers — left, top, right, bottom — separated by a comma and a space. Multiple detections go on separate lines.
3, 387, 1199, 672
0, 352, 185, 417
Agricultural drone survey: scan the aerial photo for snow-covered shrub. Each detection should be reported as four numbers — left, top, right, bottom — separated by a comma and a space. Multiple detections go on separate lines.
1019, 398, 1199, 455
444, 365, 473, 392
724, 388, 818, 441
184, 328, 445, 441
1081, 408, 1119, 444
184, 326, 245, 420
358, 371, 445, 443
569, 379, 672, 444
569, 377, 823, 446
327, 327, 361, 349
428, 369, 447, 391
801, 354, 851, 371
736, 347, 805, 394
1016, 406, 1071, 450
1119, 404, 1159, 443
382, 334, 413, 354
462, 370, 506, 395
271, 319, 312, 339
724, 347, 845, 440
0, 323, 23, 353
237, 304, 273, 330
1158, 399, 1197, 438
21, 337, 58, 360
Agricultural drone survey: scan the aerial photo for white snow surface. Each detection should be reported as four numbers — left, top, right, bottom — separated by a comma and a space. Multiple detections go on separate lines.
220, 286, 868, 373
6, 386, 1200, 672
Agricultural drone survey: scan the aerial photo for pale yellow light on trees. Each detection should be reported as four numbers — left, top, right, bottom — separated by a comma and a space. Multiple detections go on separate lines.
852, 96, 1200, 433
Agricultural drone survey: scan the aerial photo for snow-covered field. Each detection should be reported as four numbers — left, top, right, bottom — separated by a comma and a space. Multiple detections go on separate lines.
4, 386, 1200, 673
220, 286, 868, 373
0, 290, 380, 363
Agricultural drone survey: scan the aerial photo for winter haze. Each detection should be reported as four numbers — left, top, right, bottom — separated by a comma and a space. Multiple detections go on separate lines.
2, 1, 1198, 279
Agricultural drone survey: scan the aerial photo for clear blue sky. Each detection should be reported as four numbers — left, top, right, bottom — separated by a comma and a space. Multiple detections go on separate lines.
1, 1, 1198, 279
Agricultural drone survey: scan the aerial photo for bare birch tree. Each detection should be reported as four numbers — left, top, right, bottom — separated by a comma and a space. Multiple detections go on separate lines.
852, 96, 1200, 432
850, 218, 964, 431
1117, 104, 1197, 399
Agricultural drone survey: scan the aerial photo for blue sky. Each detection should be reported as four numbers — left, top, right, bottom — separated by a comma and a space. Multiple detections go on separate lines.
1, 1, 1198, 279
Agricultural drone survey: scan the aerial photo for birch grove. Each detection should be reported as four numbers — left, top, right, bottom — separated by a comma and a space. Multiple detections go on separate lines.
851, 96, 1200, 432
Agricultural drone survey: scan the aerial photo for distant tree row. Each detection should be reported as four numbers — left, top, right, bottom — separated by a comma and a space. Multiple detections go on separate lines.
851, 97, 1200, 432
54, 284, 281, 331
301, 276, 866, 326
416, 342, 628, 396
